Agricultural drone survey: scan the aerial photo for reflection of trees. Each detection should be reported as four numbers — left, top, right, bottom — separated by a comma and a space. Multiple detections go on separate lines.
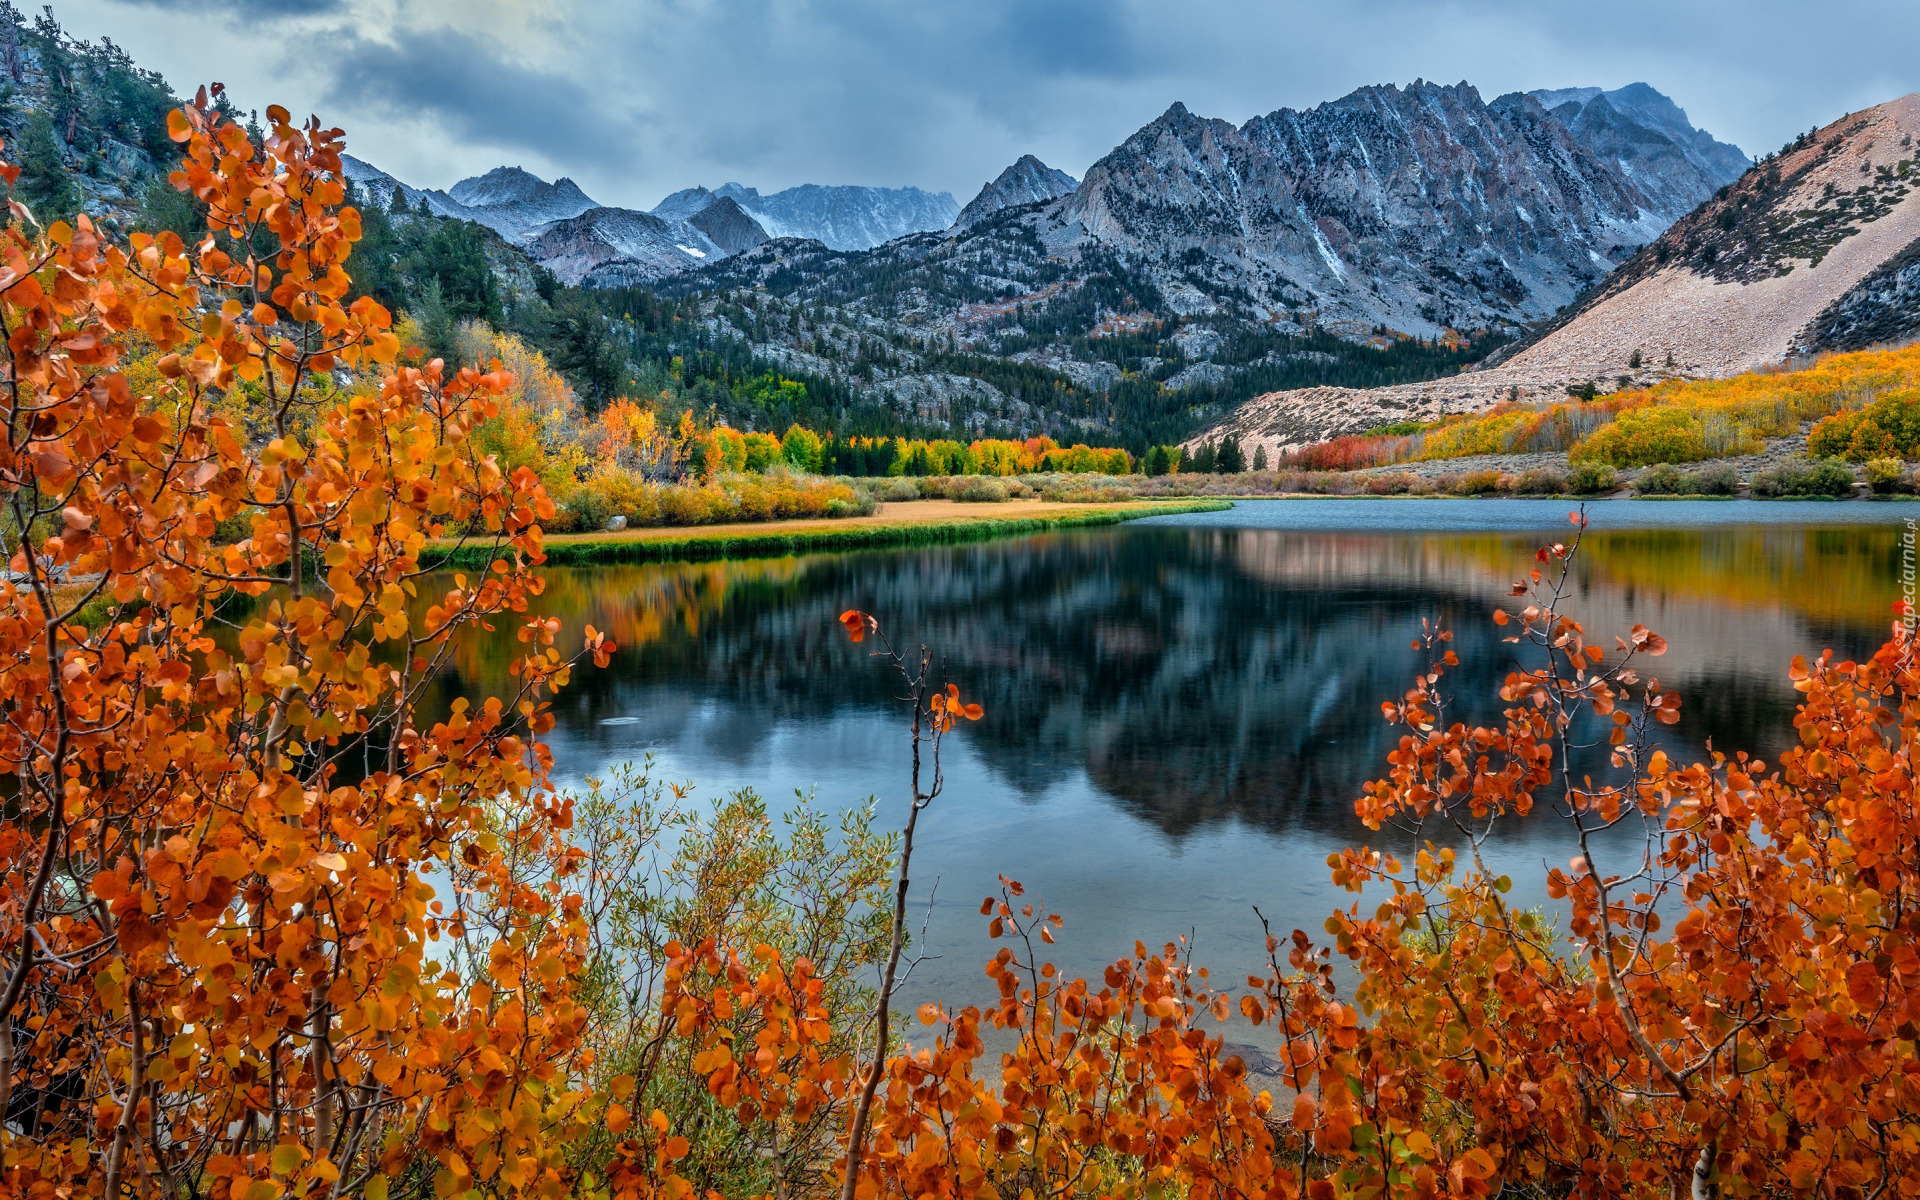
417, 523, 1894, 843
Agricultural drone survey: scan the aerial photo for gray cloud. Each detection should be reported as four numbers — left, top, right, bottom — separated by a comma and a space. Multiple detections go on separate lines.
59, 0, 1920, 212
107, 0, 343, 14
317, 26, 636, 176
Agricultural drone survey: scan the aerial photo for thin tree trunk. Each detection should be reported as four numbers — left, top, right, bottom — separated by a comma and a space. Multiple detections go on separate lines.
839, 670, 928, 1200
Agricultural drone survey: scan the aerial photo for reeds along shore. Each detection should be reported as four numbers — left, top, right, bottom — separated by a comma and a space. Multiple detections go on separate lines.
427, 500, 1235, 568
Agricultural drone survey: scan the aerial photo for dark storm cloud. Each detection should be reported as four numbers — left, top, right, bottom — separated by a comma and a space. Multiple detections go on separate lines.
70, 0, 1920, 207
318, 26, 635, 174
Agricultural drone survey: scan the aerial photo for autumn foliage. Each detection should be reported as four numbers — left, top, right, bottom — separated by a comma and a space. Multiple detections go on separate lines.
3, 90, 1919, 1200
1285, 343, 1920, 471
0, 89, 612, 1196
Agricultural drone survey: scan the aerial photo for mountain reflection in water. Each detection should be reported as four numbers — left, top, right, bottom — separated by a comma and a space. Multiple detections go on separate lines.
419, 516, 1898, 1009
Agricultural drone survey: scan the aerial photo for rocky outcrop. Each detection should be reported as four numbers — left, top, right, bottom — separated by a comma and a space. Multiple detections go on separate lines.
953, 155, 1078, 229
713, 182, 959, 250
1794, 232, 1920, 353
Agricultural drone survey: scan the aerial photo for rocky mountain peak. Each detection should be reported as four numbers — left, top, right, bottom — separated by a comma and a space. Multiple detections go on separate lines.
1529, 83, 1749, 194
449, 166, 596, 213
1055, 77, 1672, 333
652, 185, 717, 223
687, 195, 771, 255
953, 154, 1078, 229
707, 181, 958, 250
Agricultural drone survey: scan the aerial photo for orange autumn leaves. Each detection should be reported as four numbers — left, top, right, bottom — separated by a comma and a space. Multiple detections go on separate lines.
0, 87, 614, 1199
3, 80, 1917, 1200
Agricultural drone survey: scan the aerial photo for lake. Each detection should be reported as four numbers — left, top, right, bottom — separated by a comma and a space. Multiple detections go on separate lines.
428, 499, 1911, 1017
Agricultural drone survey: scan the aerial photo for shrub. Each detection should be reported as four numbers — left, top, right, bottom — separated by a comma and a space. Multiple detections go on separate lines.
1040, 485, 1136, 503
1866, 456, 1913, 494
1684, 462, 1741, 495
1451, 469, 1504, 495
862, 477, 921, 502
1752, 456, 1859, 497
1566, 461, 1620, 494
1810, 391, 1920, 460
1364, 471, 1418, 495
1571, 406, 1713, 466
950, 477, 1009, 503
1632, 463, 1688, 495
1508, 466, 1566, 494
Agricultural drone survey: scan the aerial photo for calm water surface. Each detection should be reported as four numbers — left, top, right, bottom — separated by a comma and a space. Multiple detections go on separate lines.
434, 499, 1909, 1015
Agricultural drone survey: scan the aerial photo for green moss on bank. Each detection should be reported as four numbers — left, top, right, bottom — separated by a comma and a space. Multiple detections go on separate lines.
430, 500, 1234, 568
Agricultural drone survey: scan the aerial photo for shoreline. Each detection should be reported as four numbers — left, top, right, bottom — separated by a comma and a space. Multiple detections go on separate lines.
431, 498, 1234, 567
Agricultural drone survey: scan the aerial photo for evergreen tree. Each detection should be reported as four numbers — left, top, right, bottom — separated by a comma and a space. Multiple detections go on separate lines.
1216, 436, 1246, 474
1252, 443, 1268, 471
1190, 441, 1217, 474
1143, 445, 1169, 477
16, 108, 77, 221
416, 277, 454, 363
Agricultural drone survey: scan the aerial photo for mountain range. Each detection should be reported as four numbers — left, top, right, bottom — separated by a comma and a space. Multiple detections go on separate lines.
1187, 92, 1920, 459
342, 153, 962, 284
351, 77, 1746, 341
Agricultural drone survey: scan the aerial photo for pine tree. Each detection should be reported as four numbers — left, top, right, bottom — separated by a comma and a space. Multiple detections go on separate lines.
1216, 436, 1246, 474
1252, 443, 1268, 471
417, 276, 453, 362
16, 108, 77, 222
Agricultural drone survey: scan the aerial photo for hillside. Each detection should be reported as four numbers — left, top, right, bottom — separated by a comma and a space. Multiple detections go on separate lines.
1499, 93, 1920, 377
0, 8, 180, 229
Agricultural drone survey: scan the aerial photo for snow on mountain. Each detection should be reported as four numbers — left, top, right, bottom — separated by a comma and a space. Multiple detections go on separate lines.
340, 154, 471, 220
1530, 84, 1749, 222
711, 182, 958, 250
341, 157, 598, 242
1055, 82, 1670, 337
440, 166, 598, 241
651, 185, 722, 224
686, 196, 771, 256
952, 154, 1078, 229
521, 206, 720, 288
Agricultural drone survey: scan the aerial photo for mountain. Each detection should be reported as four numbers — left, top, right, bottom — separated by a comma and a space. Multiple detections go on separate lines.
711, 182, 959, 250
650, 79, 1751, 447
341, 159, 600, 242
652, 185, 725, 224
444, 166, 598, 239
953, 155, 1078, 229
1061, 83, 1686, 335
1535, 84, 1750, 185
523, 206, 737, 288
1498, 92, 1920, 376
1183, 95, 1920, 463
1532, 84, 1748, 223
686, 195, 771, 255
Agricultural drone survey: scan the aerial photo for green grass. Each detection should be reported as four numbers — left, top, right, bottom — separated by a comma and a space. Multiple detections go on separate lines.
430, 500, 1234, 568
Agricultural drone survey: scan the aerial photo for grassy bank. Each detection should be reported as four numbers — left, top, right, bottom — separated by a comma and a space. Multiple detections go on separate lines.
431, 499, 1234, 568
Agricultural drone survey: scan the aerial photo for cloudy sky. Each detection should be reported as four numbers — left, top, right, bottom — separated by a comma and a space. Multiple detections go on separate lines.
54, 0, 1920, 210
